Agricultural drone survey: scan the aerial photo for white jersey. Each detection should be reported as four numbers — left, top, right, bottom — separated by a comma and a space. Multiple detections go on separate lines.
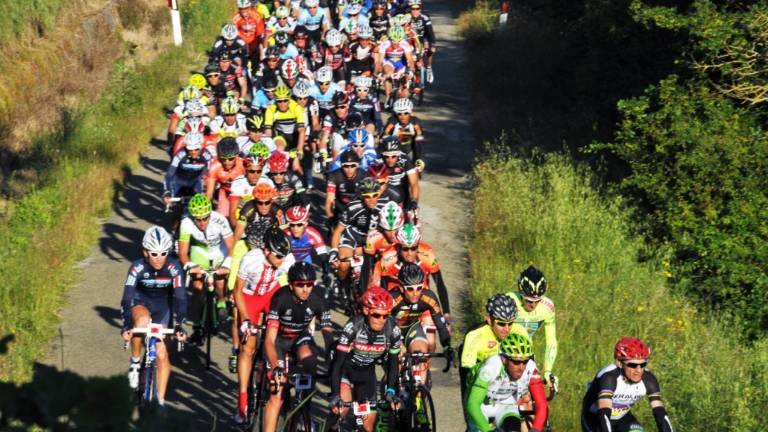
210, 114, 248, 138
179, 211, 233, 249
237, 248, 296, 296
475, 355, 539, 405
230, 176, 259, 199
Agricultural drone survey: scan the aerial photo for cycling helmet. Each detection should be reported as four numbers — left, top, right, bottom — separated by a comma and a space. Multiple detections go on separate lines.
354, 75, 373, 89
188, 193, 212, 218
518, 265, 547, 298
358, 25, 373, 39
204, 62, 219, 75
499, 333, 533, 358
362, 285, 394, 310
280, 59, 299, 80
184, 131, 204, 151
326, 29, 343, 47
221, 23, 238, 40
288, 261, 316, 283
396, 223, 421, 247
268, 151, 290, 172
316, 66, 333, 83
262, 76, 279, 91
393, 98, 413, 114
218, 51, 233, 62
181, 85, 201, 103
486, 294, 517, 321
220, 96, 240, 115
358, 177, 381, 195
275, 31, 291, 46
409, 0, 422, 7
344, 20, 359, 35
395, 14, 411, 26
379, 201, 405, 231
252, 182, 276, 200
294, 25, 309, 38
265, 46, 280, 59
388, 25, 405, 42
189, 74, 207, 90
339, 150, 362, 164
346, 112, 363, 130
142, 225, 173, 253
249, 141, 271, 160
185, 99, 207, 116
398, 262, 425, 286
347, 3, 363, 15
275, 5, 291, 19
333, 92, 350, 107
247, 114, 265, 132
305, 0, 319, 7
292, 80, 311, 98
274, 84, 292, 101
217, 137, 240, 158
237, 0, 252, 7
367, 162, 389, 181
614, 337, 651, 361
264, 227, 292, 256
286, 205, 310, 224
379, 136, 402, 155
373, 0, 387, 7
347, 129, 369, 146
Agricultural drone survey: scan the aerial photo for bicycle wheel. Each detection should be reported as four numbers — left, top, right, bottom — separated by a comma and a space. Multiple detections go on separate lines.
204, 292, 215, 369
284, 403, 313, 432
409, 386, 436, 432
141, 362, 157, 406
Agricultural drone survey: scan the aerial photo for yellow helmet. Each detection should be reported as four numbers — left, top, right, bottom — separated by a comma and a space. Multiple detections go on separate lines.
221, 96, 239, 115
189, 73, 207, 90
274, 84, 291, 101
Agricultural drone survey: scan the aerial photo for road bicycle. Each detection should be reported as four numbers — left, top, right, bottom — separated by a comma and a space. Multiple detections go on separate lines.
124, 322, 183, 406
392, 351, 454, 432
188, 259, 229, 369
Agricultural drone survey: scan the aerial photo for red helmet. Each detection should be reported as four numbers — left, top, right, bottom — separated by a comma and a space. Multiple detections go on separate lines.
614, 337, 650, 361
368, 162, 389, 181
361, 286, 394, 311
268, 151, 289, 172
286, 205, 310, 224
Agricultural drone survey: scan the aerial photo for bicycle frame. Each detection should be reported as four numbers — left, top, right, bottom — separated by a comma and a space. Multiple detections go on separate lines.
125, 323, 179, 405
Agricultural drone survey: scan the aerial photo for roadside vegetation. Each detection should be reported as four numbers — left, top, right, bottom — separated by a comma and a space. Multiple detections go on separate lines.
0, 0, 230, 381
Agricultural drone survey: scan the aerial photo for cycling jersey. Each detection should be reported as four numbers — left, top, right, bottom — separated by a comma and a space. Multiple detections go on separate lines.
266, 286, 332, 339
219, 64, 246, 95
377, 39, 413, 70
383, 155, 417, 205
339, 196, 392, 237
384, 116, 424, 160
363, 229, 394, 257
410, 14, 435, 45
229, 175, 260, 201
284, 225, 328, 263
506, 291, 557, 375
210, 37, 249, 64
251, 87, 276, 111
164, 149, 212, 197
460, 324, 503, 369
310, 82, 342, 114
233, 11, 266, 48
349, 94, 382, 129
120, 258, 186, 330
237, 248, 296, 296
237, 201, 280, 246
179, 211, 233, 249
321, 45, 350, 74
269, 172, 308, 210
326, 168, 365, 214
210, 114, 248, 138
390, 288, 450, 347
368, 13, 390, 40
298, 7, 329, 33
582, 364, 663, 421
206, 157, 246, 195
265, 100, 306, 138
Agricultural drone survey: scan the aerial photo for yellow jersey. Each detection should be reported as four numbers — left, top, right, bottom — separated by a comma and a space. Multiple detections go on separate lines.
507, 291, 558, 375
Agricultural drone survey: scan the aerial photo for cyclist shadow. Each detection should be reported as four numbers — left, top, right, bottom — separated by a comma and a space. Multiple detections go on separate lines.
93, 305, 123, 329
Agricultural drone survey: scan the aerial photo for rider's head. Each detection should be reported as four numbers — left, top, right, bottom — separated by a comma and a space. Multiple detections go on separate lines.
339, 150, 361, 179
188, 193, 213, 230
288, 262, 316, 301
379, 136, 402, 167
361, 286, 394, 331
286, 205, 309, 238
237, 0, 252, 16
252, 182, 276, 216
396, 223, 421, 262
326, 29, 343, 51
294, 26, 309, 48
486, 294, 517, 340
221, 23, 238, 42
353, 75, 373, 97
347, 129, 369, 157
184, 131, 204, 155
358, 25, 373, 44
217, 137, 239, 168
397, 262, 425, 303
292, 80, 311, 106
393, 98, 413, 122
274, 84, 293, 111
499, 333, 533, 380
518, 265, 546, 312
217, 52, 233, 71
204, 62, 221, 84
379, 201, 404, 241
367, 162, 389, 189
263, 227, 292, 266
267, 151, 289, 184
142, 225, 173, 270
409, 0, 422, 16
373, 0, 387, 15
220, 95, 240, 122
614, 337, 650, 383
246, 114, 265, 140
333, 92, 350, 118
357, 177, 381, 209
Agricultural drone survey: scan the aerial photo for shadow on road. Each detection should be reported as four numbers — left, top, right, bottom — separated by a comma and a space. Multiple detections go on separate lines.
94, 305, 123, 329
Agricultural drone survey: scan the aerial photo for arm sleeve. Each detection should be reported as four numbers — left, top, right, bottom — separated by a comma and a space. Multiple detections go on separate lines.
170, 264, 188, 325
413, 123, 424, 161
431, 269, 450, 315
652, 406, 673, 432
331, 320, 355, 395
120, 266, 139, 330
386, 325, 402, 390
424, 17, 436, 44
425, 294, 451, 346
466, 378, 491, 432
543, 311, 557, 374
529, 376, 549, 430
164, 155, 182, 195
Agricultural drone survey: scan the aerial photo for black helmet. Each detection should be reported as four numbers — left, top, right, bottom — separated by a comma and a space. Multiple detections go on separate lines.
245, 223, 267, 249
275, 31, 290, 46
357, 177, 381, 195
346, 112, 363, 130
294, 25, 308, 39
333, 92, 350, 107
217, 137, 240, 158
518, 265, 547, 298
204, 62, 219, 75
379, 136, 402, 154
263, 227, 292, 257
263, 76, 279, 91
288, 261, 316, 283
486, 294, 517, 321
398, 262, 425, 286
340, 150, 362, 164
265, 46, 280, 59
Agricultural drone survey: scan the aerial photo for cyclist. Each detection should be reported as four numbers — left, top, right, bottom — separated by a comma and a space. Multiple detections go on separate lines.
178, 194, 235, 342
368, 0, 391, 41
168, 85, 205, 151
347, 25, 376, 81
205, 137, 246, 219
391, 262, 452, 385
338, 2, 369, 33
252, 75, 279, 113
233, 0, 266, 68
329, 129, 377, 171
505, 266, 558, 392
408, 0, 436, 83
163, 132, 212, 224
211, 23, 249, 66
320, 29, 349, 86
266, 7, 297, 41
320, 92, 353, 163
329, 286, 401, 432
349, 75, 382, 136
264, 84, 307, 158
459, 294, 519, 403
465, 333, 548, 432
310, 66, 341, 121
378, 135, 419, 209
372, 223, 451, 322
324, 151, 365, 222
275, 32, 299, 62
383, 98, 424, 164
172, 99, 212, 155
234, 227, 295, 424
330, 177, 391, 298
210, 96, 249, 138
216, 52, 249, 101
264, 151, 309, 213
120, 226, 187, 405
581, 337, 673, 432
283, 205, 329, 264
375, 26, 415, 108
237, 116, 275, 157
298, 0, 331, 43
228, 145, 271, 225
292, 80, 321, 188
359, 199, 402, 289
262, 262, 334, 432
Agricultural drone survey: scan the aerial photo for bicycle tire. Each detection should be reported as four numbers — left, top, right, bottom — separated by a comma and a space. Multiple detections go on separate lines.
409, 385, 437, 432
141, 361, 157, 406
204, 291, 216, 370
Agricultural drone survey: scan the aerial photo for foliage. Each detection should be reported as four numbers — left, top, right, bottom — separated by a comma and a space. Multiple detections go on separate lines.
468, 153, 768, 430
0, 0, 69, 47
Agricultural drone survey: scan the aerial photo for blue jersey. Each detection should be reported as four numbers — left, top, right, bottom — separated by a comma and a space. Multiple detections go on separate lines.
285, 226, 328, 264
298, 7, 328, 32
252, 89, 276, 111
329, 147, 377, 172
279, 44, 299, 60
310, 82, 342, 112
120, 258, 187, 330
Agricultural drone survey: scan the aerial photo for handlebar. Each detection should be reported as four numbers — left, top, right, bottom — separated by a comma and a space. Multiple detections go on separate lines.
164, 196, 183, 213
403, 351, 455, 373
123, 324, 185, 352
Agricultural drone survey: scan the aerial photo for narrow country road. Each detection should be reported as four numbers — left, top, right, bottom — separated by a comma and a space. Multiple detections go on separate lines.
46, 0, 475, 430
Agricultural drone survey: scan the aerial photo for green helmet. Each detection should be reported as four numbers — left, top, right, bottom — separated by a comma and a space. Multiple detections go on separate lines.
249, 141, 271, 160
388, 26, 405, 43
221, 96, 239, 115
188, 193, 212, 218
379, 201, 405, 231
499, 333, 533, 359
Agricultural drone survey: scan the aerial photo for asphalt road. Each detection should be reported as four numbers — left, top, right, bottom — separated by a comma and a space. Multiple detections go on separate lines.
46, 0, 475, 430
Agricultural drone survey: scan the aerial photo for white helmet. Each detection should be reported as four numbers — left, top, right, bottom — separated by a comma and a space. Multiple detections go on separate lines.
237, 0, 252, 8
292, 80, 311, 98
281, 59, 300, 80
353, 75, 373, 89
184, 131, 204, 150
347, 3, 363, 15
393, 98, 413, 114
316, 66, 333, 83
221, 23, 238, 40
325, 29, 343, 47
304, 0, 319, 7
275, 5, 290, 18
358, 25, 373, 39
185, 99, 207, 116
142, 225, 173, 254
379, 201, 405, 231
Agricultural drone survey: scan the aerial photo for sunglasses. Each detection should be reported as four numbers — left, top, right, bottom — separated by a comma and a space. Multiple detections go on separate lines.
268, 171, 287, 176
400, 245, 418, 251
411, 6, 421, 10
267, 58, 279, 62
507, 358, 530, 365
194, 216, 210, 222
246, 168, 261, 174
292, 281, 314, 288
402, 284, 423, 292
256, 200, 272, 206
289, 222, 306, 228
269, 251, 286, 259
382, 154, 399, 159
623, 361, 648, 369
342, 164, 358, 169
207, 73, 221, 78
319, 82, 331, 86
396, 112, 411, 116
148, 251, 169, 257
369, 312, 390, 319
335, 105, 349, 109
361, 192, 380, 198
276, 99, 289, 103
524, 297, 541, 304
494, 320, 515, 328
219, 156, 236, 162
351, 143, 366, 148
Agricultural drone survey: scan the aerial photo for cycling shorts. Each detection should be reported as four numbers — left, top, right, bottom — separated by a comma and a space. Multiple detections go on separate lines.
384, 59, 406, 72
340, 363, 378, 408
339, 227, 367, 250
404, 321, 430, 347
190, 244, 225, 269
243, 289, 278, 323
468, 405, 520, 432
582, 412, 643, 432
274, 330, 316, 362
128, 293, 171, 328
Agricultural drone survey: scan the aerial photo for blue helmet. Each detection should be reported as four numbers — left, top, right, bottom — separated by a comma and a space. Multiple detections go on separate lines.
347, 129, 370, 147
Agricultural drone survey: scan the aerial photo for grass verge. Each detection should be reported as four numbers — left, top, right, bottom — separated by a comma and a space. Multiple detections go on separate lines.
0, 0, 231, 382
468, 152, 768, 430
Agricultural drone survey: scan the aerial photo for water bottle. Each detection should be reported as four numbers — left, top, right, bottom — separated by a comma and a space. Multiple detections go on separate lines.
148, 338, 157, 361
